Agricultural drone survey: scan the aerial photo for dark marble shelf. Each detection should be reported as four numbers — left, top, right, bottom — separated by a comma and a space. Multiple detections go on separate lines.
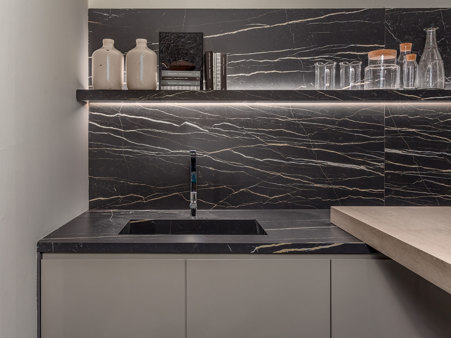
77, 89, 451, 103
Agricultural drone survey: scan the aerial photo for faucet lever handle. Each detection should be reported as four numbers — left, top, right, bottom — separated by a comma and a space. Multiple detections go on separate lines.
190, 150, 196, 172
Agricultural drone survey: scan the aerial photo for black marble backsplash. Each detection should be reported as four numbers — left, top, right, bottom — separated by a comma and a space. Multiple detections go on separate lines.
89, 8, 451, 88
88, 8, 451, 209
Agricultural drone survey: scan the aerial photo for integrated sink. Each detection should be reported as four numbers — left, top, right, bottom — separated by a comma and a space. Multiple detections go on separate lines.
119, 219, 267, 235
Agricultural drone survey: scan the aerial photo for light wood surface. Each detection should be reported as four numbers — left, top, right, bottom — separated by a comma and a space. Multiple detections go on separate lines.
330, 206, 451, 294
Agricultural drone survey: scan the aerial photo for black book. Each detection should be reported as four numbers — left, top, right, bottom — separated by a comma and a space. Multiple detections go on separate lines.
204, 51, 214, 90
221, 53, 227, 90
159, 32, 204, 90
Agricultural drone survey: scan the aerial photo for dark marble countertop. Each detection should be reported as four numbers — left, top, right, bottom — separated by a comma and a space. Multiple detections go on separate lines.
37, 209, 375, 254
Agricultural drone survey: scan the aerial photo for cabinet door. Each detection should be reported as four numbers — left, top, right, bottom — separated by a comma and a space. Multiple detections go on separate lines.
187, 258, 330, 338
331, 259, 451, 338
41, 257, 185, 338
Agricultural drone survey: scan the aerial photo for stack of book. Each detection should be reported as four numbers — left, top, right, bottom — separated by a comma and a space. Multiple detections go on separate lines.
160, 70, 201, 90
204, 52, 227, 90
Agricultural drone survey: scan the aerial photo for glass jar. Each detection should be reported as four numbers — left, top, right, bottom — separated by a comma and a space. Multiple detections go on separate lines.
339, 61, 362, 90
398, 43, 412, 89
418, 27, 445, 89
364, 49, 400, 90
403, 54, 419, 89
315, 61, 336, 90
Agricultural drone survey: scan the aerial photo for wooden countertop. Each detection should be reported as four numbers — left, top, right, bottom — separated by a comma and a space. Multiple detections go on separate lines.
331, 206, 451, 294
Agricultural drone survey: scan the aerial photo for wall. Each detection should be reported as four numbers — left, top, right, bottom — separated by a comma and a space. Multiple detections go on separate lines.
88, 8, 450, 209
0, 0, 88, 337
88, 0, 451, 9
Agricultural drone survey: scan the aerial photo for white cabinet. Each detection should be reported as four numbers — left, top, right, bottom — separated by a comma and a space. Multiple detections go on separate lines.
187, 258, 330, 338
40, 254, 451, 338
331, 259, 451, 338
41, 256, 186, 338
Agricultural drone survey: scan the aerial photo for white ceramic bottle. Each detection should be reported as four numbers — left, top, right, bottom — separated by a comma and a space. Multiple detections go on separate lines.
92, 39, 124, 90
126, 39, 157, 90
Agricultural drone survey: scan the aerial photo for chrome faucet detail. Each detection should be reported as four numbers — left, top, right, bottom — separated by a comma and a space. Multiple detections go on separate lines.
190, 150, 197, 217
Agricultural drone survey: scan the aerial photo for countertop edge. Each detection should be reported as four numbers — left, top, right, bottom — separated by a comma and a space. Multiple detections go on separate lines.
36, 241, 375, 255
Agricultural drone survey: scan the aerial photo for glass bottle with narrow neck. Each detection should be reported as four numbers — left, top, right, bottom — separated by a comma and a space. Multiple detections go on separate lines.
418, 27, 445, 89
398, 43, 412, 89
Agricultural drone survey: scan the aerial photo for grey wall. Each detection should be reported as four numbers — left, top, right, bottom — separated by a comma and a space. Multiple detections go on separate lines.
0, 0, 88, 336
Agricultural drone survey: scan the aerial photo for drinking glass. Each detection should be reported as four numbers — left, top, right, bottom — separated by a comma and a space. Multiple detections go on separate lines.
339, 61, 362, 90
315, 61, 336, 89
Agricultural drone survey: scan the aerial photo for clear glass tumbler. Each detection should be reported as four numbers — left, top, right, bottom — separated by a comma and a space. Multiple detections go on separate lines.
315, 61, 336, 89
364, 49, 400, 90
418, 27, 445, 89
339, 61, 362, 90
403, 54, 419, 89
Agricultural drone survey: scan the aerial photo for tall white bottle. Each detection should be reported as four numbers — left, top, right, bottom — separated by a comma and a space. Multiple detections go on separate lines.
126, 39, 157, 90
92, 39, 124, 90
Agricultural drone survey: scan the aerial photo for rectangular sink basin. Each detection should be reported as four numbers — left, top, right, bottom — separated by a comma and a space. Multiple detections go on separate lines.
119, 219, 267, 235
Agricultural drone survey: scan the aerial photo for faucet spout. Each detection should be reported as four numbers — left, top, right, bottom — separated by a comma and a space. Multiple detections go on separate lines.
190, 150, 197, 217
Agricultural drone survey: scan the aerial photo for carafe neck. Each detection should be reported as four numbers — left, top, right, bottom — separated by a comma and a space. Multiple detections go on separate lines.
424, 28, 438, 49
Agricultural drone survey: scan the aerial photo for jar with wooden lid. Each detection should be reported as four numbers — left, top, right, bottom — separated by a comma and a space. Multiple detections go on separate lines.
364, 49, 400, 89
403, 53, 419, 89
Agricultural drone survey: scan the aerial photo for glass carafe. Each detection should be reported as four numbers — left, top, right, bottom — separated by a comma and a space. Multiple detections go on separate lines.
364, 49, 400, 90
418, 27, 445, 89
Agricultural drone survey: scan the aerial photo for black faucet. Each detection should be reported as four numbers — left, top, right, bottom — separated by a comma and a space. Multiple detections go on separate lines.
190, 150, 197, 217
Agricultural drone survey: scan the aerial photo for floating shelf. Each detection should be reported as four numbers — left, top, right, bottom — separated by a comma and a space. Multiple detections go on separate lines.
77, 89, 451, 103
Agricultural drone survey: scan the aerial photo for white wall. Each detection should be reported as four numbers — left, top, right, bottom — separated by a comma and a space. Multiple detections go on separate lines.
0, 0, 88, 337
89, 0, 451, 8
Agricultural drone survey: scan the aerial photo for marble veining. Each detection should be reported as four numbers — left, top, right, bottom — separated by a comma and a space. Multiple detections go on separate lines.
89, 8, 385, 89
385, 8, 451, 83
385, 104, 451, 205
87, 9, 451, 209
89, 103, 384, 209
89, 8, 451, 88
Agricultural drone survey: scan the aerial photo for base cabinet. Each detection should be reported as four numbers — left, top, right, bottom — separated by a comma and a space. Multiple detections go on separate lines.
331, 259, 451, 338
187, 258, 330, 338
41, 257, 186, 338
40, 255, 451, 338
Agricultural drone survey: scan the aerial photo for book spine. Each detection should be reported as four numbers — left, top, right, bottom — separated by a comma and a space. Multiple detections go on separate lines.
160, 85, 201, 90
212, 53, 217, 90
161, 70, 201, 77
204, 51, 214, 90
221, 53, 227, 90
217, 53, 222, 90
161, 76, 201, 81
160, 80, 202, 85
